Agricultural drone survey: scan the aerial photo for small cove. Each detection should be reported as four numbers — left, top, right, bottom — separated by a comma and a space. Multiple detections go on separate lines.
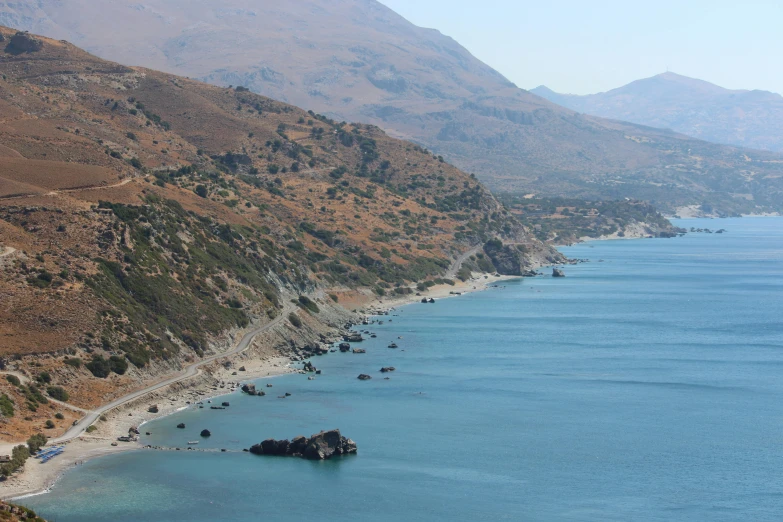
22, 217, 783, 522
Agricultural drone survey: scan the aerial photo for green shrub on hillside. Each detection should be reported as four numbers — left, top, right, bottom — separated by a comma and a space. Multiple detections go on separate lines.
297, 295, 320, 314
0, 393, 14, 417
64, 357, 82, 368
27, 433, 47, 453
46, 386, 69, 402
86, 355, 128, 378
1, 445, 30, 477
288, 313, 302, 328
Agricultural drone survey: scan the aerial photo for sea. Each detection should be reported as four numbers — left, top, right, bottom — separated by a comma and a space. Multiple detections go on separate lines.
22, 217, 783, 521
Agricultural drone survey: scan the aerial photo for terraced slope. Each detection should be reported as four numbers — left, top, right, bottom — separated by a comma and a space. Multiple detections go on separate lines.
0, 27, 560, 437
2, 1, 782, 214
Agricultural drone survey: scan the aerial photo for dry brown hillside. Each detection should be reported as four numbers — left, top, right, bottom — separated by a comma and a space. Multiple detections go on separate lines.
2, 0, 782, 214
0, 28, 561, 438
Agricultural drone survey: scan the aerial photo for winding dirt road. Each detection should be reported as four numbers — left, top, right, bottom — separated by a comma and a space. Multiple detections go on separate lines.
40, 305, 294, 444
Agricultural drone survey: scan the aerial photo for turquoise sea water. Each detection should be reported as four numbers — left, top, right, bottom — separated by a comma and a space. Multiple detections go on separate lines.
22, 217, 783, 521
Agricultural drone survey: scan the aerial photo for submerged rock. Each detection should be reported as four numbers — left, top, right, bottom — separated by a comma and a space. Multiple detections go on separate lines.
380, 367, 396, 373
249, 429, 357, 460
357, 374, 372, 380
176, 423, 186, 429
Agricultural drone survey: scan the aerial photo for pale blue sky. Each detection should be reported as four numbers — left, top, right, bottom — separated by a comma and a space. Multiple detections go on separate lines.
379, 0, 783, 95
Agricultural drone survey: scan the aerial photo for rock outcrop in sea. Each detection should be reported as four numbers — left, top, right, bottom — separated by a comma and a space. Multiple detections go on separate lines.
553, 268, 566, 277
248, 429, 357, 460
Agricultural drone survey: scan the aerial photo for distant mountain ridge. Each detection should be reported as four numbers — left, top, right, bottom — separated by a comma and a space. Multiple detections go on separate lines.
1, 1, 782, 214
532, 73, 783, 153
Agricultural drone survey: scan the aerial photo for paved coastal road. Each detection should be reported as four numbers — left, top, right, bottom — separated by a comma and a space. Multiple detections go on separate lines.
446, 245, 483, 279
47, 305, 295, 444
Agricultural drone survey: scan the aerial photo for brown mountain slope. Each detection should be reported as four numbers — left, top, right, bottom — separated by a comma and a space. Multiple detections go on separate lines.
532, 73, 783, 154
2, 0, 782, 214
0, 27, 561, 437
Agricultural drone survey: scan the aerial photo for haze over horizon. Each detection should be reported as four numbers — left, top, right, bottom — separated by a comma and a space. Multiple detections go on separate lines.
379, 0, 783, 96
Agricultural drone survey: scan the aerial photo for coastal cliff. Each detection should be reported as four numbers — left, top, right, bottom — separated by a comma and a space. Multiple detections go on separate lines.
0, 500, 47, 521
0, 27, 561, 455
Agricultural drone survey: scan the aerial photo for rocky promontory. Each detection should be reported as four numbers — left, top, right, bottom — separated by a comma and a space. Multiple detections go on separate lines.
249, 429, 357, 460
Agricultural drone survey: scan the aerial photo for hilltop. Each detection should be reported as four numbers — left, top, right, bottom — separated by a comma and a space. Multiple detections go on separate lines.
2, 0, 782, 214
532, 73, 783, 154
0, 27, 561, 441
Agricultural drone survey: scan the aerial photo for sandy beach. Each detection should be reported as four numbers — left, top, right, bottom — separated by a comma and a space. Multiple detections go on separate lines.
1, 355, 295, 500
1, 269, 521, 500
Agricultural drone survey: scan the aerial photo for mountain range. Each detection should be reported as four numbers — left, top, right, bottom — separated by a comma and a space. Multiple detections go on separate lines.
1, 0, 782, 214
532, 72, 783, 154
0, 26, 560, 437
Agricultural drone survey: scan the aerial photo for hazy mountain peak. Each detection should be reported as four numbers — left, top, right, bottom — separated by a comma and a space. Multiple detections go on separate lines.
1, 1, 782, 214
535, 73, 783, 153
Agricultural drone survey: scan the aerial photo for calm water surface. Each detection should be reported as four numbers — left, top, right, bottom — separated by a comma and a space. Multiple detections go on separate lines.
23, 218, 783, 521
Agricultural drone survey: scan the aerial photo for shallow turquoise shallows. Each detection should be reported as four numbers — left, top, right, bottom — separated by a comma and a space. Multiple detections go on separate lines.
22, 218, 783, 521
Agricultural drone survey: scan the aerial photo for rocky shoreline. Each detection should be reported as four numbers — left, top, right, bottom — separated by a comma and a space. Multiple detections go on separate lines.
2, 269, 520, 500
248, 429, 357, 460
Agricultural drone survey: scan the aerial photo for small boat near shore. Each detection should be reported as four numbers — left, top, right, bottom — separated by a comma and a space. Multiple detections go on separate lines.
187, 441, 199, 445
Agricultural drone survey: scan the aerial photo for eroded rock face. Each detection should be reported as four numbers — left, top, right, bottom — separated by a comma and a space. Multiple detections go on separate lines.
249, 429, 357, 460
7, 32, 43, 53
343, 332, 364, 342
483, 239, 527, 276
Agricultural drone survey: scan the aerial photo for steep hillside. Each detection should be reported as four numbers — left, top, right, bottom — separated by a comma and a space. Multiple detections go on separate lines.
0, 500, 46, 521
532, 73, 783, 154
1, 1, 782, 214
0, 27, 561, 438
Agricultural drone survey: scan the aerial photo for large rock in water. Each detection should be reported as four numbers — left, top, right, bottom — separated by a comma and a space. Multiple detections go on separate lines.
249, 429, 357, 460
552, 268, 566, 278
